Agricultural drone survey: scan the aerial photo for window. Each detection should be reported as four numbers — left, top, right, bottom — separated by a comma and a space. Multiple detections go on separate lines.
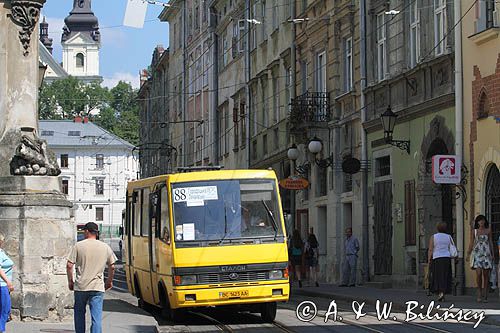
375, 156, 391, 177
272, 76, 279, 123
142, 188, 150, 236
224, 106, 230, 154
133, 190, 141, 236
272, 0, 278, 30
285, 67, 291, 113
96, 154, 104, 169
60, 154, 68, 168
283, 0, 291, 21
238, 19, 246, 51
343, 173, 352, 193
410, 1, 420, 67
160, 186, 170, 242
68, 131, 80, 136
261, 78, 268, 127
76, 53, 84, 68
261, 0, 267, 41
251, 2, 257, 50
405, 180, 416, 245
434, 0, 446, 56
300, 60, 307, 94
96, 207, 104, 222
273, 128, 279, 150
251, 86, 258, 136
95, 178, 104, 195
344, 37, 353, 91
476, 0, 497, 32
316, 51, 326, 93
233, 107, 239, 149
41, 130, 54, 136
252, 139, 258, 160
240, 102, 246, 147
62, 179, 69, 195
317, 167, 328, 197
263, 134, 268, 155
221, 30, 229, 68
486, 0, 496, 29
376, 12, 387, 81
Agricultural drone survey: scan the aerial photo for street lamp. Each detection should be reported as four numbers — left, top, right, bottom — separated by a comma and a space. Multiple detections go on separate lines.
287, 138, 333, 170
380, 105, 410, 154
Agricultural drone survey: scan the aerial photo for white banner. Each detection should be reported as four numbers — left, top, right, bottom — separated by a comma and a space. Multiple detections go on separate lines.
123, 0, 148, 28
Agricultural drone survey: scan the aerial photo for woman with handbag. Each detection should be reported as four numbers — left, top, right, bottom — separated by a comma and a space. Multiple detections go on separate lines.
428, 222, 454, 302
466, 215, 494, 302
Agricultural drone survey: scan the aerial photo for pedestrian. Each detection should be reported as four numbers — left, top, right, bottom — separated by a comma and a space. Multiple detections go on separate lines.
118, 239, 123, 260
340, 227, 359, 287
289, 230, 303, 288
0, 233, 14, 333
467, 215, 494, 302
67, 222, 117, 333
304, 228, 319, 287
427, 222, 453, 302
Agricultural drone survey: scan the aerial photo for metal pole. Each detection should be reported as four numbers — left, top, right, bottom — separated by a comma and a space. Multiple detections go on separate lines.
360, 0, 369, 284
454, 0, 465, 296
245, 0, 251, 168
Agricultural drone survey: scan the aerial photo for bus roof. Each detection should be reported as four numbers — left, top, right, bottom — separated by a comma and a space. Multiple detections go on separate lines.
127, 169, 277, 191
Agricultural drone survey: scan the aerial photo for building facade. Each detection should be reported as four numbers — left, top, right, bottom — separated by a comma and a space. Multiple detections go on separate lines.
462, 0, 500, 288
61, 0, 102, 83
39, 118, 138, 239
363, 0, 456, 289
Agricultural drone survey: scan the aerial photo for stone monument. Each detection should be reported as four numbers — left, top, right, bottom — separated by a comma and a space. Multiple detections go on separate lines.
0, 0, 74, 320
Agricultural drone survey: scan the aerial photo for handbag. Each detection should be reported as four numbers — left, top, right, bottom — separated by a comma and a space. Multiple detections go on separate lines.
449, 235, 458, 258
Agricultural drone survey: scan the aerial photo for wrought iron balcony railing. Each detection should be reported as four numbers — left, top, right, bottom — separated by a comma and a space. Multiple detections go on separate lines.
290, 92, 331, 126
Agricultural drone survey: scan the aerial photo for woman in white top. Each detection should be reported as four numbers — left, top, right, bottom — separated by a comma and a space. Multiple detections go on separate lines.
428, 222, 453, 302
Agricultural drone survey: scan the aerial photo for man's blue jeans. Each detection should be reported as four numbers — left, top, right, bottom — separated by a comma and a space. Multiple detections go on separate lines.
74, 291, 104, 333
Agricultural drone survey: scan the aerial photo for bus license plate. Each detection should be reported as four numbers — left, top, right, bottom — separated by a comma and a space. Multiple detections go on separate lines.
219, 290, 249, 298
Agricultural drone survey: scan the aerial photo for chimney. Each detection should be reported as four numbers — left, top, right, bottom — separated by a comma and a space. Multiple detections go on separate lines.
74, 116, 82, 123
83, 116, 89, 123
140, 69, 149, 87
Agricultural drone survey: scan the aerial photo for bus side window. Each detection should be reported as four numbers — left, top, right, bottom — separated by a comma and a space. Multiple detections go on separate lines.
142, 188, 150, 236
160, 186, 170, 243
133, 191, 141, 236
149, 191, 158, 237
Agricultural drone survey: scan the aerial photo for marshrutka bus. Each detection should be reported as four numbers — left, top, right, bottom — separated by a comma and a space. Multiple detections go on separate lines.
123, 168, 289, 322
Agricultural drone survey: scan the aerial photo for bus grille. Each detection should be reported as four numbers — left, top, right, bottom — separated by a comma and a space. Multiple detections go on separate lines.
198, 271, 269, 284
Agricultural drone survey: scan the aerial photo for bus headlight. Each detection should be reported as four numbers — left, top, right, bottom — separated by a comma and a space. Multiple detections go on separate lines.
269, 270, 283, 280
174, 275, 197, 285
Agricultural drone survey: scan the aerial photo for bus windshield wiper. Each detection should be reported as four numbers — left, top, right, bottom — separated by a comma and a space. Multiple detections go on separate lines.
219, 206, 229, 245
261, 200, 278, 240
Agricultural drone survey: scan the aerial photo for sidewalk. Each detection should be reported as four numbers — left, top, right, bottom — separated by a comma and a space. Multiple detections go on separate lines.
6, 290, 157, 333
292, 281, 500, 327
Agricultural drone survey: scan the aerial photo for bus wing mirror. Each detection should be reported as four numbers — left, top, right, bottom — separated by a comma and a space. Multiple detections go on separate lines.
118, 226, 124, 236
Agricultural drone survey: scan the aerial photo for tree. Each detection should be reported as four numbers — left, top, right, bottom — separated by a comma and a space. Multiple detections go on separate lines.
38, 76, 110, 119
39, 78, 139, 145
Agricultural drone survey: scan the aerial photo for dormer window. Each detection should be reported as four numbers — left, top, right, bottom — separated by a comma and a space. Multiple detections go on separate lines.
76, 53, 85, 68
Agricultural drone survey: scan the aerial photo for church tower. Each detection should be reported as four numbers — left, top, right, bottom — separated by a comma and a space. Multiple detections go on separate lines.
61, 0, 102, 83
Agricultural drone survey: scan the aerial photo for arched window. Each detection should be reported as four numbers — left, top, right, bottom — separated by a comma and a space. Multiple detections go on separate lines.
478, 91, 489, 119
76, 53, 85, 68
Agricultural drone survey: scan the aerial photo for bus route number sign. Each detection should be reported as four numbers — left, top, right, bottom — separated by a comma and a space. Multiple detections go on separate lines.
173, 186, 218, 204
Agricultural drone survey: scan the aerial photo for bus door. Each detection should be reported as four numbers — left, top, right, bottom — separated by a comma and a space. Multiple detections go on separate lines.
125, 194, 134, 292
148, 186, 162, 305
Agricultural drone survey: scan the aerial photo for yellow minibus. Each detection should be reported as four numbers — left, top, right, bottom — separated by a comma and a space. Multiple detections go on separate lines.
123, 169, 289, 322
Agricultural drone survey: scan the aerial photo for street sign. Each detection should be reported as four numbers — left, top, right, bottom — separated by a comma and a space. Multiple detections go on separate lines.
279, 176, 309, 190
432, 155, 461, 184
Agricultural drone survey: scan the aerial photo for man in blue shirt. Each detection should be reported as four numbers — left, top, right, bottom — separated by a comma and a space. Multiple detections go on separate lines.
339, 227, 360, 287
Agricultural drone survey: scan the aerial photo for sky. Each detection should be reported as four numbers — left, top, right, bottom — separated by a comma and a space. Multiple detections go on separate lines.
42, 0, 170, 89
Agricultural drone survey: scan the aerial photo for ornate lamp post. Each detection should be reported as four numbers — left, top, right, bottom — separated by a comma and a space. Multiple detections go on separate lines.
380, 105, 410, 154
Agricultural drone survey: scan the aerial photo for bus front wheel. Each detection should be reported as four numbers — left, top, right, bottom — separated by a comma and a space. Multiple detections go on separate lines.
260, 302, 277, 323
159, 286, 184, 322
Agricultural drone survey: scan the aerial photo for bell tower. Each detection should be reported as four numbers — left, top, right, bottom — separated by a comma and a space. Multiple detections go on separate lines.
61, 0, 101, 83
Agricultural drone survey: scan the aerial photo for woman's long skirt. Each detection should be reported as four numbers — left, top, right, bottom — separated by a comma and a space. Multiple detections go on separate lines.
430, 257, 452, 294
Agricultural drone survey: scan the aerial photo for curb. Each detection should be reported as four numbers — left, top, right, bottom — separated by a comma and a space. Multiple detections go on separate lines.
291, 288, 500, 328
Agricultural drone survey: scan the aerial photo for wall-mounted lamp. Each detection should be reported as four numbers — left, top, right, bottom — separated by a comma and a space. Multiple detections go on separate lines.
287, 137, 333, 171
380, 106, 410, 154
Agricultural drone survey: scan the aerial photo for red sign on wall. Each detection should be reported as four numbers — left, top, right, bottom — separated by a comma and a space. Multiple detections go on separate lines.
279, 176, 309, 190
432, 155, 461, 184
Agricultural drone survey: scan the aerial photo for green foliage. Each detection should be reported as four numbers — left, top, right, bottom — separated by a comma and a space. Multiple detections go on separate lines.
38, 77, 139, 145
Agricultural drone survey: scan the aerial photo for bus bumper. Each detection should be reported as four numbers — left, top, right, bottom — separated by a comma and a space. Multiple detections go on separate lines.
170, 282, 290, 308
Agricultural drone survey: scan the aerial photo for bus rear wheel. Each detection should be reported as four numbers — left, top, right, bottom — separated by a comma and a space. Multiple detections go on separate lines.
260, 302, 277, 323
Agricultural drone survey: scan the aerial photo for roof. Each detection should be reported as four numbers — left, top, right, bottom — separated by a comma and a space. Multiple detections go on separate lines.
39, 120, 135, 149
39, 41, 68, 80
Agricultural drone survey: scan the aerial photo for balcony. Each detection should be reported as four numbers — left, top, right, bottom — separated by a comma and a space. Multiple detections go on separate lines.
290, 92, 331, 130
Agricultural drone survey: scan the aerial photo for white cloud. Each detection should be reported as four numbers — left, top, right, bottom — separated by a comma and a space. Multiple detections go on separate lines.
102, 72, 140, 89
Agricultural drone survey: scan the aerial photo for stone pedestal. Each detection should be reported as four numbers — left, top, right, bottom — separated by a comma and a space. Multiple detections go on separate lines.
0, 176, 74, 320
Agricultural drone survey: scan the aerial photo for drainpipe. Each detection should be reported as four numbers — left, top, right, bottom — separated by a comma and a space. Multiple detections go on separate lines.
245, 0, 251, 168
182, 2, 188, 167
360, 0, 369, 283
210, 5, 220, 164
290, 0, 297, 233
454, 0, 464, 296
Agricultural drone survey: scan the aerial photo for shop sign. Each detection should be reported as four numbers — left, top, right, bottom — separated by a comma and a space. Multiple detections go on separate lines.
279, 176, 309, 190
432, 155, 461, 184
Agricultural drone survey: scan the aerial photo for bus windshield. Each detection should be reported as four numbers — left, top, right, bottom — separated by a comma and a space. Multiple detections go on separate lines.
171, 179, 283, 246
